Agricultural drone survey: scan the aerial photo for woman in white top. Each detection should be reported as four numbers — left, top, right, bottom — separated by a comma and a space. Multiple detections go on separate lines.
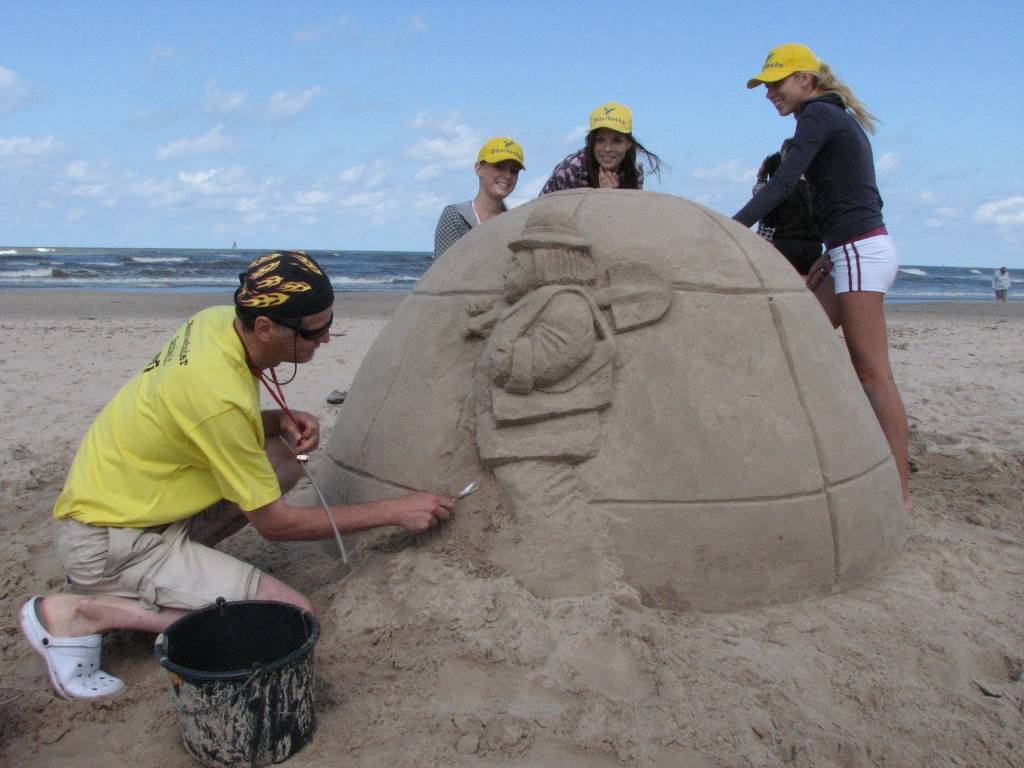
992, 267, 1010, 302
433, 138, 524, 259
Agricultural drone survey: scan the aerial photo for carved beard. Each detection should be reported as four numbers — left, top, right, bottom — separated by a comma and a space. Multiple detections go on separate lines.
503, 252, 536, 304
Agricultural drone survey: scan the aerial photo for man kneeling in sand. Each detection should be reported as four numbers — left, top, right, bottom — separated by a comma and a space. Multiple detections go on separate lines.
19, 251, 453, 700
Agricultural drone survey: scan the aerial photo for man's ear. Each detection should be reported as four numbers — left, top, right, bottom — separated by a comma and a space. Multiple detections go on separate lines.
252, 315, 277, 342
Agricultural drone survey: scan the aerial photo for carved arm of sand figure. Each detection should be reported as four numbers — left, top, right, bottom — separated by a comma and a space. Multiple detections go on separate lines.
592, 261, 673, 333
483, 292, 597, 394
464, 297, 504, 338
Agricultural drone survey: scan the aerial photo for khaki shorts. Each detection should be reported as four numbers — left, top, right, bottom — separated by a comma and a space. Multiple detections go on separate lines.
55, 505, 260, 611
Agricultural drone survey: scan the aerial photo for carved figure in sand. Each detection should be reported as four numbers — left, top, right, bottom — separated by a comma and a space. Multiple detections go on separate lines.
464, 207, 669, 596
323, 190, 906, 613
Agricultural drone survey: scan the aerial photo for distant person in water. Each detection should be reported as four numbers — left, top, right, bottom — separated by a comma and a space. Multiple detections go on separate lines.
434, 137, 525, 260
754, 138, 822, 276
541, 102, 662, 193
992, 267, 1010, 302
734, 42, 911, 509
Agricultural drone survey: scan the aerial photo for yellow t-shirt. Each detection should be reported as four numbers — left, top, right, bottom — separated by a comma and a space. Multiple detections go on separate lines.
54, 306, 281, 527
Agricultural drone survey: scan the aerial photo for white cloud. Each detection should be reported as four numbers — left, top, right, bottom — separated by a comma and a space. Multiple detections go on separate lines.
295, 190, 329, 206
266, 87, 322, 120
506, 175, 546, 208
293, 16, 349, 43
925, 205, 960, 228
0, 136, 65, 167
406, 111, 479, 168
69, 182, 110, 199
339, 191, 386, 208
204, 82, 248, 114
406, 111, 430, 130
0, 65, 30, 113
149, 45, 176, 62
564, 124, 587, 144
339, 163, 366, 184
415, 164, 441, 181
339, 159, 389, 188
66, 160, 89, 180
690, 159, 754, 185
974, 195, 1024, 227
177, 166, 249, 196
876, 152, 901, 177
156, 125, 234, 161
365, 160, 390, 188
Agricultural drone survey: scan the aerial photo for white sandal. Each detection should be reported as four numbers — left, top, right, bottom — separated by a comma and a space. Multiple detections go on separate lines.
19, 597, 125, 700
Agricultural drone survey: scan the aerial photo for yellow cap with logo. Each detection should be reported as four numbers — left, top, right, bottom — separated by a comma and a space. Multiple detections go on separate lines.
589, 102, 632, 134
477, 137, 525, 169
747, 43, 821, 89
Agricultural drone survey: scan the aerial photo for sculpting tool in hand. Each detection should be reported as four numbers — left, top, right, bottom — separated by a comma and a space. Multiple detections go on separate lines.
454, 479, 479, 500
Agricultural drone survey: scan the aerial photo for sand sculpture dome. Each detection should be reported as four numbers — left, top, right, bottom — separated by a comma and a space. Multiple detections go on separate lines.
323, 190, 905, 612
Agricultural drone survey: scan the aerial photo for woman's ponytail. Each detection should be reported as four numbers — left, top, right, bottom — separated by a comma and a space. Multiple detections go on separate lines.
814, 62, 879, 134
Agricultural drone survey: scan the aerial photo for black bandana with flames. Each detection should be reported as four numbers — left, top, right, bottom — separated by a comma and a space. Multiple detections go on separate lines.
234, 251, 334, 320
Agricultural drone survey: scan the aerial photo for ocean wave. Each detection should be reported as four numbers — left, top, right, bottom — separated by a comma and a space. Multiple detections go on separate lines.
333, 276, 408, 285
331, 276, 419, 288
2, 268, 54, 278
889, 288, 990, 297
969, 269, 982, 274
52, 267, 101, 278
0, 274, 235, 286
33, 247, 55, 252
0, 249, 17, 255
898, 268, 928, 277
127, 256, 189, 264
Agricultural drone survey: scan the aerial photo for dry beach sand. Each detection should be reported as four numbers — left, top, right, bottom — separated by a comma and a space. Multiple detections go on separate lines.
0, 291, 1021, 767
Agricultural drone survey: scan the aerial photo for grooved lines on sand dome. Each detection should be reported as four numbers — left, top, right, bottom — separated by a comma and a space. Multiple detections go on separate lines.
326, 190, 905, 611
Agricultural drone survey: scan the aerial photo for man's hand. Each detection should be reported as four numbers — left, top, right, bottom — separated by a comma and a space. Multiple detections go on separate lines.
386, 492, 454, 533
279, 410, 320, 454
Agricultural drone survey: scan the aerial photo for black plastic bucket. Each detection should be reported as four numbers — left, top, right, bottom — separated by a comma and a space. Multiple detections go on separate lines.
154, 598, 320, 768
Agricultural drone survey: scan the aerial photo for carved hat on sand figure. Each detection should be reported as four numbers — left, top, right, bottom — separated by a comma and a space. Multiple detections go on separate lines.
324, 190, 907, 613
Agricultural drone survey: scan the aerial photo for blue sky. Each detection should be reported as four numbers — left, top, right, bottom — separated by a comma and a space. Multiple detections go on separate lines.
2, 1, 1022, 267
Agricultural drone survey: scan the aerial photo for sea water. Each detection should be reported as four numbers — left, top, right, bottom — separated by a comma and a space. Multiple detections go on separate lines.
0, 246, 1018, 302
0, 247, 427, 293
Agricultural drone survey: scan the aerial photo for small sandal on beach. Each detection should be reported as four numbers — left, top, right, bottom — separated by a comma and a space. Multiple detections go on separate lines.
19, 597, 125, 700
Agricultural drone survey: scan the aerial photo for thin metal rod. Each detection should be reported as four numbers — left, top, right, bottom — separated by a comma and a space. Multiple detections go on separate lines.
278, 435, 348, 563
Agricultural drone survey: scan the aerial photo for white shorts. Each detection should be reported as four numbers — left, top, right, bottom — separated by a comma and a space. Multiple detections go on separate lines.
827, 234, 898, 294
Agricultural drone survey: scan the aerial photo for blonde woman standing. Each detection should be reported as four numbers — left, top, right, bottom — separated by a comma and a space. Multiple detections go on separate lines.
734, 43, 911, 508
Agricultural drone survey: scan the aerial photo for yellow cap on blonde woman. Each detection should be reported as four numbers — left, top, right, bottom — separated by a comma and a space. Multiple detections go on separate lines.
747, 43, 821, 88
476, 137, 525, 169
588, 102, 632, 134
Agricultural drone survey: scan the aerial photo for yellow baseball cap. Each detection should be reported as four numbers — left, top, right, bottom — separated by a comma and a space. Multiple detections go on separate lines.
746, 43, 821, 89
477, 137, 525, 169
589, 102, 632, 134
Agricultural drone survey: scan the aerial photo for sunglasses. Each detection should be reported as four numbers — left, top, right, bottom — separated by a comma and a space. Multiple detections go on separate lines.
275, 313, 333, 341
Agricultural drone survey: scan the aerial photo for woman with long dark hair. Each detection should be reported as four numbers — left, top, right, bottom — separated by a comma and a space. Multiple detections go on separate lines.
734, 42, 911, 508
541, 102, 661, 193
